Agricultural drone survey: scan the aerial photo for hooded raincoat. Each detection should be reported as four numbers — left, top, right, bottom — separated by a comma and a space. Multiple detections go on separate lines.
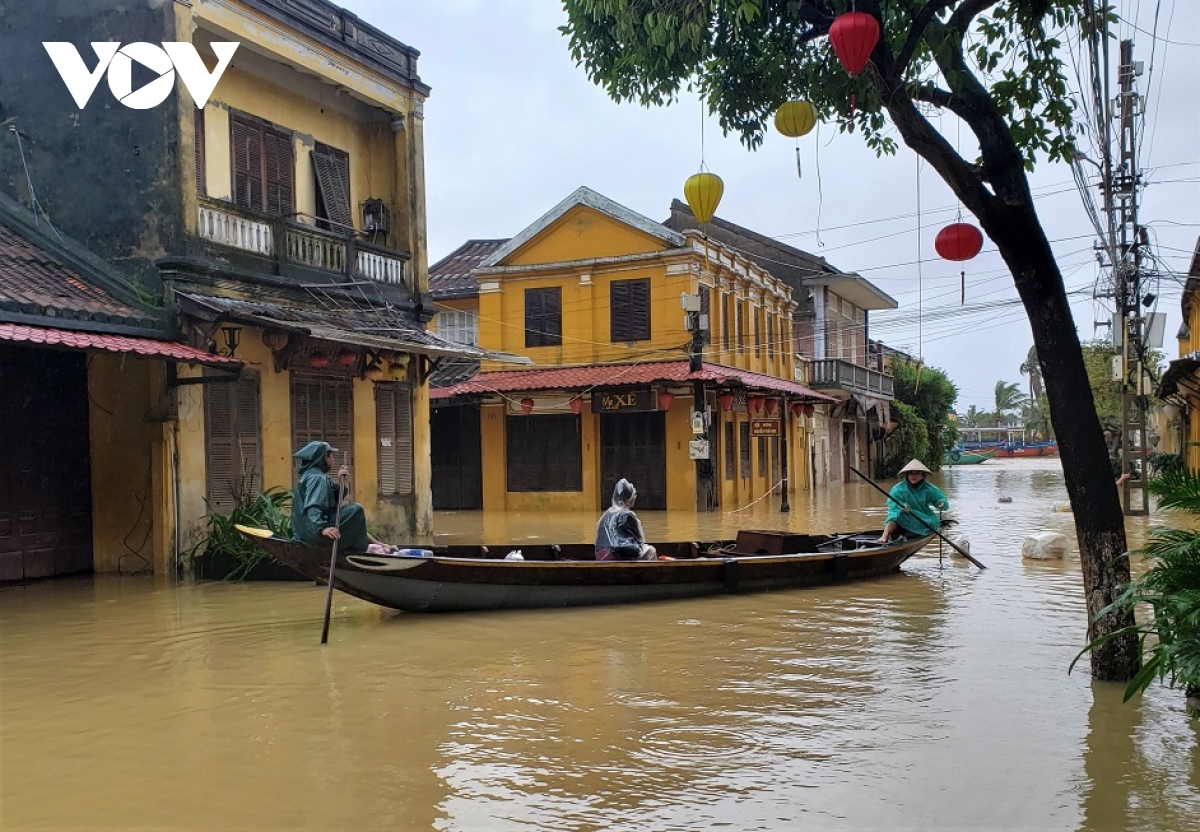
594, 478, 650, 561
884, 476, 949, 538
292, 441, 371, 553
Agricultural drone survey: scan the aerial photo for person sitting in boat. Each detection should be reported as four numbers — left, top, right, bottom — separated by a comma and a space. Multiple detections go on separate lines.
595, 478, 658, 561
876, 459, 949, 545
292, 441, 376, 554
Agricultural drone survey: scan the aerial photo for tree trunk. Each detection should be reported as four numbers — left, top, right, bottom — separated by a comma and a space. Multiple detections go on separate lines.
880, 87, 1141, 681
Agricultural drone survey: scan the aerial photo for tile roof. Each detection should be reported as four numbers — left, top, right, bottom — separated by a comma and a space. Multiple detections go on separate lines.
429, 358, 481, 389
178, 293, 529, 364
430, 359, 834, 401
429, 239, 507, 299
0, 219, 157, 328
0, 323, 240, 366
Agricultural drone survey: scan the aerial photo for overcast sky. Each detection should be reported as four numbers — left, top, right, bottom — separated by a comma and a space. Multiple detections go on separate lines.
348, 1, 1199, 413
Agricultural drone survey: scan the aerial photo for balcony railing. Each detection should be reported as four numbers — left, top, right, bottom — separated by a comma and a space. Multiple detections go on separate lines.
808, 358, 894, 398
197, 199, 410, 290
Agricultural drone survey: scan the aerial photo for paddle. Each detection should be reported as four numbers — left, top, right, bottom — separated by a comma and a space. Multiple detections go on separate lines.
849, 466, 986, 570
320, 455, 349, 646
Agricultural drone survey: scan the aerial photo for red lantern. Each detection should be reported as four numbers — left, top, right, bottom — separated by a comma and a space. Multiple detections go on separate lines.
790, 402, 805, 418
309, 353, 329, 369
717, 392, 735, 412
803, 403, 815, 418
829, 12, 880, 77
337, 349, 357, 366
569, 396, 583, 415
657, 391, 675, 411
261, 329, 289, 351
764, 397, 779, 416
935, 223, 984, 261
520, 397, 534, 415
749, 395, 765, 414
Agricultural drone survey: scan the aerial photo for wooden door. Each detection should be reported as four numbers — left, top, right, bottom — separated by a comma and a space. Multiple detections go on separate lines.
0, 345, 92, 581
431, 405, 482, 509
600, 412, 666, 510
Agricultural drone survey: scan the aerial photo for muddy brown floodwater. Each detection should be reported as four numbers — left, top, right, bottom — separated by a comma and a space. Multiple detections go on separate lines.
2, 458, 1198, 830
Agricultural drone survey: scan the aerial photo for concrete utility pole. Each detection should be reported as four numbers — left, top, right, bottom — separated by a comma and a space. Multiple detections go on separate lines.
1112, 39, 1149, 515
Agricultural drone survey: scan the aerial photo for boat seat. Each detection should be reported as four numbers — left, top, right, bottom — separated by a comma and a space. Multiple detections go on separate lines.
734, 530, 808, 556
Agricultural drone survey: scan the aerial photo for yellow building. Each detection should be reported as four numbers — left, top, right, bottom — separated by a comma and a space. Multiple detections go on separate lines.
0, 0, 514, 580
431, 188, 832, 513
1157, 238, 1200, 469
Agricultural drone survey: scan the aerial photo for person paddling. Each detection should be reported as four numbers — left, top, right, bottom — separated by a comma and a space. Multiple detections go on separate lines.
292, 441, 374, 553
876, 459, 949, 545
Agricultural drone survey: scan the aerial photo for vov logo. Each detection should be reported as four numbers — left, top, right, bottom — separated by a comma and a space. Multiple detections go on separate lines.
43, 42, 239, 110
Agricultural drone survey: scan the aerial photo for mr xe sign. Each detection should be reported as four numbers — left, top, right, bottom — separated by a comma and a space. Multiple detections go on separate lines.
43, 42, 239, 110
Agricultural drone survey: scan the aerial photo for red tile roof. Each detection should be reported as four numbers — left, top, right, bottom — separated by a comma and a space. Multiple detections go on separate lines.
0, 323, 240, 366
0, 223, 151, 325
430, 360, 834, 401
428, 239, 507, 298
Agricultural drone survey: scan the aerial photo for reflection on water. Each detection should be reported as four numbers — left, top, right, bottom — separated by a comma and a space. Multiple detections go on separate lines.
2, 458, 1198, 830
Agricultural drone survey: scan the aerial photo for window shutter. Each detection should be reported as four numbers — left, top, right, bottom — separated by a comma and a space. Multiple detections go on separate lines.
631, 280, 650, 340
263, 127, 294, 217
525, 288, 561, 347
610, 280, 629, 341
204, 380, 236, 513
232, 116, 253, 209
313, 145, 353, 230
739, 421, 751, 479
194, 107, 206, 196
376, 383, 413, 496
610, 279, 650, 342
290, 374, 353, 490
737, 302, 745, 352
767, 315, 775, 360
724, 420, 735, 481
545, 289, 561, 343
722, 292, 731, 350
234, 375, 262, 498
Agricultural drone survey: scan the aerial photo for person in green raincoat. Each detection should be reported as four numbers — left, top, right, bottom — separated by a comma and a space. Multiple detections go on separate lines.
292, 441, 373, 553
876, 459, 949, 544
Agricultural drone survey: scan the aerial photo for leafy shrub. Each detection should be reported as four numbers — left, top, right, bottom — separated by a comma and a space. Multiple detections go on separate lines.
196, 488, 293, 582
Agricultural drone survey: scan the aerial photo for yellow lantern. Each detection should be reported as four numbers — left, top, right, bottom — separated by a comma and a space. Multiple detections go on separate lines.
774, 101, 816, 138
684, 171, 724, 224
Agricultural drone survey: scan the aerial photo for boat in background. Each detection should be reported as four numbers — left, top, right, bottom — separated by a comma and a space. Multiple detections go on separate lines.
944, 447, 998, 465
237, 528, 935, 613
995, 440, 1058, 458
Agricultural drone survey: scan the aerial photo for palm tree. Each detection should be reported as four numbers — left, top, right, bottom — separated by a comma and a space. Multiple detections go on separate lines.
1019, 345, 1044, 403
964, 405, 984, 427
993, 380, 1028, 423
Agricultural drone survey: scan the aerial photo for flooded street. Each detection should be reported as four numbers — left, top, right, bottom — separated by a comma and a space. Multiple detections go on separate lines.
3, 458, 1198, 830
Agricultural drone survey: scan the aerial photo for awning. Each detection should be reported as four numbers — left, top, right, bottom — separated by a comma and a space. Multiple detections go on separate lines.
177, 293, 530, 365
431, 359, 834, 401
0, 322, 241, 367
1158, 356, 1200, 399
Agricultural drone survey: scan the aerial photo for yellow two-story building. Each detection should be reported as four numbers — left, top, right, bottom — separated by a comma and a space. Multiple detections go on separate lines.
431, 187, 832, 513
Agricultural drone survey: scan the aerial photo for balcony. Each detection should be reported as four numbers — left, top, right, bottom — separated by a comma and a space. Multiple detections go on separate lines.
197, 199, 410, 290
808, 358, 894, 399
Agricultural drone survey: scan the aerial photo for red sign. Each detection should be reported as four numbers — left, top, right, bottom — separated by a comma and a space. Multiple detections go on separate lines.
750, 419, 780, 437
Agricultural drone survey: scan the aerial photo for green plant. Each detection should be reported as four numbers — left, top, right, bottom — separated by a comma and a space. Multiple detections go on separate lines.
196, 487, 293, 582
1074, 468, 1200, 713
880, 401, 929, 479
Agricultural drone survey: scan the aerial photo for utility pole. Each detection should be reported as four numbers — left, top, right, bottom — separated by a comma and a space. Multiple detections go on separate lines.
1112, 39, 1149, 515
685, 292, 714, 511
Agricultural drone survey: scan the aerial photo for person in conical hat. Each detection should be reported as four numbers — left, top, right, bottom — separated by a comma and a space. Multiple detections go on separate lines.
875, 459, 949, 544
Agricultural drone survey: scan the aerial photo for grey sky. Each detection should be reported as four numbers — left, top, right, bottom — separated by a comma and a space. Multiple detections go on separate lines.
349, 1, 1199, 413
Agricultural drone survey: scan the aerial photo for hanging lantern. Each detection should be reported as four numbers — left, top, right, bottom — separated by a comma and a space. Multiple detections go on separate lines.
717, 391, 735, 412
364, 367, 387, 382
935, 222, 984, 261
803, 403, 815, 418
520, 397, 535, 415
790, 402, 805, 418
337, 349, 358, 366
569, 396, 583, 415
684, 171, 724, 224
829, 12, 881, 77
658, 391, 675, 411
309, 353, 329, 369
764, 397, 779, 416
261, 329, 289, 351
748, 395, 765, 414
774, 101, 816, 138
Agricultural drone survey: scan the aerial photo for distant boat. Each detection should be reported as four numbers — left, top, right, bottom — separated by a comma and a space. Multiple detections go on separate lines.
994, 440, 1058, 458
944, 448, 997, 465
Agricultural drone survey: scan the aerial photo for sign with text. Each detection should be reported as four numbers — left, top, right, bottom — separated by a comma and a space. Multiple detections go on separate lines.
594, 388, 653, 413
44, 42, 239, 110
750, 419, 781, 437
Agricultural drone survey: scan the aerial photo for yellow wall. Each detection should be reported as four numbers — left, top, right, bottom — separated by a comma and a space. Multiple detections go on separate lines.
87, 354, 166, 574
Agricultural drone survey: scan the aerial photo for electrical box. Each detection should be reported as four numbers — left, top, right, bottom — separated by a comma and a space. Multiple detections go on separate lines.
681, 292, 701, 312
691, 412, 708, 434
688, 439, 710, 460
1111, 355, 1123, 382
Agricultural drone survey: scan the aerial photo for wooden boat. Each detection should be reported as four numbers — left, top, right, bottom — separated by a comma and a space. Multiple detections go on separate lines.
944, 448, 997, 465
239, 528, 935, 613
995, 441, 1058, 458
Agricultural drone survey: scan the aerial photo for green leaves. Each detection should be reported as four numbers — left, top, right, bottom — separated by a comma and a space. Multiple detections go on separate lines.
197, 487, 294, 582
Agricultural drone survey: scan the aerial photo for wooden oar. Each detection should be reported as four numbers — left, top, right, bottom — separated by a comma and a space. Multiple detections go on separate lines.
320, 461, 349, 646
849, 466, 986, 570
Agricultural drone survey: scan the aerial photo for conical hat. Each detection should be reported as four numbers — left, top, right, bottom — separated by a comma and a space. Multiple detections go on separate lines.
899, 459, 931, 475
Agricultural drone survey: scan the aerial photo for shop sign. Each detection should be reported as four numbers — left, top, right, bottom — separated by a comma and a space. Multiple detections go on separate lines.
594, 388, 653, 413
750, 419, 781, 437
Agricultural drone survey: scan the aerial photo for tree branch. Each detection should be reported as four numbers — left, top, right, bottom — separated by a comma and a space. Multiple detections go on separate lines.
948, 0, 1004, 34
895, 1, 957, 76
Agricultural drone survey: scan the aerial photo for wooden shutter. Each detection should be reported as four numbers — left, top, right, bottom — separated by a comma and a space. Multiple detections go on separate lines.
724, 420, 735, 480
263, 126, 294, 217
506, 415, 582, 492
525, 288, 561, 347
312, 143, 353, 231
610, 279, 650, 342
699, 285, 711, 339
205, 372, 262, 514
722, 291, 731, 350
737, 301, 745, 352
739, 421, 751, 479
194, 107, 206, 196
757, 436, 767, 477
754, 306, 763, 357
376, 383, 413, 496
231, 115, 263, 211
767, 315, 775, 360
290, 374, 354, 489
